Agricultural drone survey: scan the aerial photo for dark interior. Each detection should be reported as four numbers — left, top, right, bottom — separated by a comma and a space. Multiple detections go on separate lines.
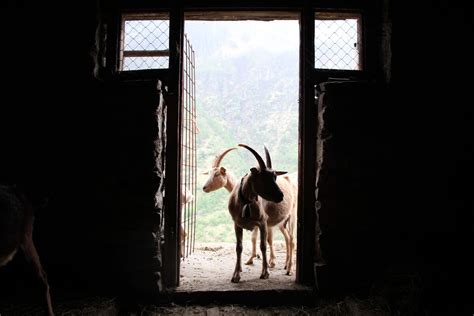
0, 1, 471, 315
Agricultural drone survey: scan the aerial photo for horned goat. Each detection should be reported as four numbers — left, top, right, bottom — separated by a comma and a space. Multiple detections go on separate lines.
202, 147, 238, 194
247, 172, 297, 275
202, 147, 297, 275
0, 185, 54, 316
227, 144, 289, 282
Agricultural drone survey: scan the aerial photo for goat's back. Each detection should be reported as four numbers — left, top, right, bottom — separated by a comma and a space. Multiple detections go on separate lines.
0, 185, 27, 267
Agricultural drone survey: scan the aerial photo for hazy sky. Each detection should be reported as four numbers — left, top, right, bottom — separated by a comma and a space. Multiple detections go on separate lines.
206, 21, 299, 57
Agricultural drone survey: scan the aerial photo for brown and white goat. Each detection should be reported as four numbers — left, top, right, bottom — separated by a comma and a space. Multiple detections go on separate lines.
247, 172, 297, 275
0, 185, 54, 316
227, 144, 287, 282
202, 147, 297, 275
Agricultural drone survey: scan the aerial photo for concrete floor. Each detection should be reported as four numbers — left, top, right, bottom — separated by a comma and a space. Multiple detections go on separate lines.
177, 241, 303, 292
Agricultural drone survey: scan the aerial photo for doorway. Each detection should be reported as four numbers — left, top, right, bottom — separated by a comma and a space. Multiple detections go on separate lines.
178, 13, 301, 291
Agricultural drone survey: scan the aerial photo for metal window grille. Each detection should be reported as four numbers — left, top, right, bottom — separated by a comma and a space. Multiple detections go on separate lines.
120, 14, 170, 71
315, 13, 361, 70
181, 34, 197, 259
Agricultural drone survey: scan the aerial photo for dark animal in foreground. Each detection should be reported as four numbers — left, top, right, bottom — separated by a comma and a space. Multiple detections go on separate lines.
0, 185, 54, 315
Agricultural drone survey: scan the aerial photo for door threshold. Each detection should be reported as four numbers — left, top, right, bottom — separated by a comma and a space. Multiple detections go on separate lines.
159, 286, 316, 306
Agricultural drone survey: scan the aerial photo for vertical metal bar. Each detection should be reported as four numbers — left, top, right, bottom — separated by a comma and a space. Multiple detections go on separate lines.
189, 37, 194, 255
185, 35, 188, 258
118, 17, 125, 71
183, 33, 188, 258
357, 15, 363, 70
191, 44, 197, 253
187, 36, 191, 257
298, 2, 317, 287
182, 34, 186, 258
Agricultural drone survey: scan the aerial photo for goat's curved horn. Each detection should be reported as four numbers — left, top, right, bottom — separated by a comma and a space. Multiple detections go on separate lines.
212, 147, 237, 168
238, 144, 266, 170
264, 145, 272, 169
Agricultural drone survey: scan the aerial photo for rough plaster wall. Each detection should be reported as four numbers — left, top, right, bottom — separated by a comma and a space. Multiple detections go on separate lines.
315, 81, 393, 293
104, 80, 163, 298
153, 82, 167, 292
314, 88, 326, 268
0, 79, 165, 299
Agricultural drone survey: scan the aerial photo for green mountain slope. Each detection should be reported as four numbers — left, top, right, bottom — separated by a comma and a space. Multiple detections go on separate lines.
185, 21, 299, 242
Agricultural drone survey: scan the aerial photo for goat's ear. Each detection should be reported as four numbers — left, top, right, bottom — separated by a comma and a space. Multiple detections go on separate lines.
202, 171, 209, 175
276, 171, 288, 176
250, 167, 259, 175
220, 166, 227, 175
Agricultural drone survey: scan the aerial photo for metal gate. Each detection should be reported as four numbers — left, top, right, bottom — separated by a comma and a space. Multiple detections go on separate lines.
180, 33, 197, 259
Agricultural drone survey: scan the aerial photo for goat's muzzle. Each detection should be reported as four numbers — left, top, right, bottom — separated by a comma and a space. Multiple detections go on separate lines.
275, 192, 284, 203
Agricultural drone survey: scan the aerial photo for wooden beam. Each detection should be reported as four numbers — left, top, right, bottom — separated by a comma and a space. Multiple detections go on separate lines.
162, 3, 184, 289
184, 11, 299, 20
297, 0, 317, 287
123, 50, 170, 57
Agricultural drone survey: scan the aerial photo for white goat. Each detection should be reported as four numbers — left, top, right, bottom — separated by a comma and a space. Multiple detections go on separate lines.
0, 185, 54, 316
227, 144, 290, 282
202, 147, 238, 194
202, 147, 297, 275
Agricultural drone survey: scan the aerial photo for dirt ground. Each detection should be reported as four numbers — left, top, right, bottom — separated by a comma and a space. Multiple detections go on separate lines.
178, 241, 302, 292
141, 299, 392, 316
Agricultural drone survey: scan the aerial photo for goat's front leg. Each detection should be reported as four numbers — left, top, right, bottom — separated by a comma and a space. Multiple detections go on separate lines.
245, 227, 259, 265
258, 222, 269, 279
22, 228, 54, 316
231, 224, 243, 283
267, 227, 276, 268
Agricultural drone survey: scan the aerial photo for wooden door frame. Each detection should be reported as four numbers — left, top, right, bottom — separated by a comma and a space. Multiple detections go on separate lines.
162, 6, 318, 289
102, 0, 380, 293
162, 5, 185, 288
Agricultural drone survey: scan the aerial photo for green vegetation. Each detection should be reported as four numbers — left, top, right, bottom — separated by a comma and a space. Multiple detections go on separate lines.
185, 21, 299, 242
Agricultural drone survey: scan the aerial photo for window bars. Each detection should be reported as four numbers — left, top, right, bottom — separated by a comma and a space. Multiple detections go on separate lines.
120, 12, 360, 72
120, 14, 170, 70
315, 12, 362, 70
181, 34, 197, 258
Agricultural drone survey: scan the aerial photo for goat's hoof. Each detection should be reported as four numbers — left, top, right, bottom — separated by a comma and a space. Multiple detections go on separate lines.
245, 259, 254, 265
231, 275, 241, 283
284, 265, 287, 270
260, 272, 269, 279
286, 271, 293, 276
269, 262, 276, 268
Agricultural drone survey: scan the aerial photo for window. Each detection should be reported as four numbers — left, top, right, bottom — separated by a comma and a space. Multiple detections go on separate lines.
315, 12, 362, 70
120, 13, 170, 71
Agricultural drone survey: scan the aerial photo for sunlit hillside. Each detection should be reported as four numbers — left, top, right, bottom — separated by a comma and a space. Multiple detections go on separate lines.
185, 20, 299, 242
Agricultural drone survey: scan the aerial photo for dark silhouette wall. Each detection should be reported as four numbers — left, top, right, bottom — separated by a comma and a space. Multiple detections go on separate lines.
0, 1, 163, 302
387, 2, 471, 312
0, 0, 471, 313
